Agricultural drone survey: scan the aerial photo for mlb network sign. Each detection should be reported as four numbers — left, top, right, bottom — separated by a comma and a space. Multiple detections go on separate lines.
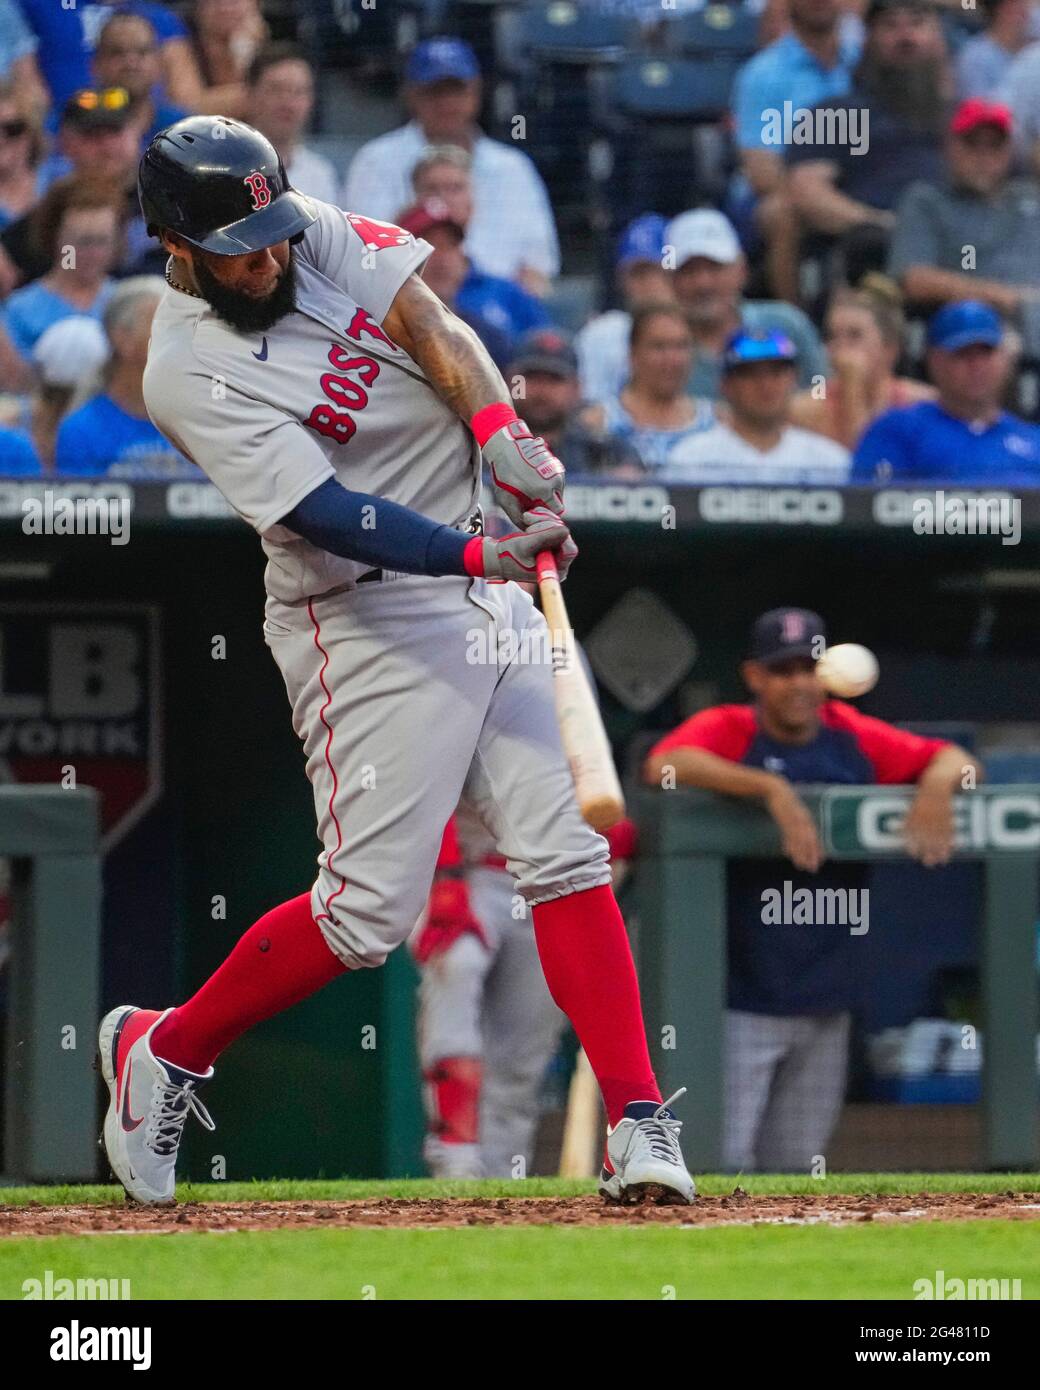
824, 789, 1040, 856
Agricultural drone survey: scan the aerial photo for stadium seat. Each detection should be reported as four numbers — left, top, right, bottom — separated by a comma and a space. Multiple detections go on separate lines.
595, 55, 737, 222
667, 3, 760, 59
517, 0, 638, 62
612, 54, 737, 121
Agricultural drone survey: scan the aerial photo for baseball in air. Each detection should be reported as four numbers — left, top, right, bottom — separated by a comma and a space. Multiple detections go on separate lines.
816, 643, 879, 698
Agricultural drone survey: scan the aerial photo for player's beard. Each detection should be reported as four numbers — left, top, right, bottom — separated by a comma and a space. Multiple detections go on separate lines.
191, 252, 298, 333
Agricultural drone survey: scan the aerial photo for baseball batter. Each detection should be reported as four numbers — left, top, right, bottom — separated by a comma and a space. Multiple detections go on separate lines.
96, 116, 694, 1206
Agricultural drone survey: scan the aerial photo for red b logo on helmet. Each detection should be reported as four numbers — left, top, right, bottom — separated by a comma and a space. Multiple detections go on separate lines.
243, 171, 271, 211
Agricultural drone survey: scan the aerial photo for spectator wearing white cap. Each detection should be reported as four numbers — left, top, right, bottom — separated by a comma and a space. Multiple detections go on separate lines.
577, 209, 827, 405
29, 313, 108, 468
343, 38, 559, 295
54, 276, 199, 478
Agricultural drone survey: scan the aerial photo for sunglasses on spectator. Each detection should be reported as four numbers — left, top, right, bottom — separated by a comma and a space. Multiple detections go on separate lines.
72, 88, 132, 112
0, 119, 28, 138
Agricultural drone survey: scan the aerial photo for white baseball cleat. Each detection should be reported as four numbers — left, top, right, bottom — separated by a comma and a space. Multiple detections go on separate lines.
598, 1089, 696, 1205
98, 1005, 215, 1205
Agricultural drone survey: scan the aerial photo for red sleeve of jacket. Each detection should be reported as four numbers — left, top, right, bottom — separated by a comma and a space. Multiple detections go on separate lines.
648, 705, 758, 763
822, 701, 950, 783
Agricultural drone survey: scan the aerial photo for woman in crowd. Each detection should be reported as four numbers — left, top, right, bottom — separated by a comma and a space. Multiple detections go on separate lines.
0, 81, 43, 232
581, 303, 715, 472
54, 276, 200, 478
0, 176, 121, 395
789, 278, 935, 450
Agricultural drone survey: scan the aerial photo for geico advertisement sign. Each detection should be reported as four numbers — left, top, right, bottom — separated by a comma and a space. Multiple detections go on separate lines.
856, 794, 1040, 851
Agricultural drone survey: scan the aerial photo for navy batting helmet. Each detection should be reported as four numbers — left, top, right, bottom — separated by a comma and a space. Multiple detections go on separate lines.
138, 116, 317, 255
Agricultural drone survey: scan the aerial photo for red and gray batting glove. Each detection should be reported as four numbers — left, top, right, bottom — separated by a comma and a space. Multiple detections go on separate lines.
464, 507, 578, 583
471, 403, 565, 528
412, 877, 488, 965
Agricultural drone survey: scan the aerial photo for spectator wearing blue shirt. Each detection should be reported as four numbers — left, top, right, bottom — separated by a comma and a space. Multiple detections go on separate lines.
92, 12, 188, 147
55, 276, 199, 478
17, 0, 199, 113
852, 301, 1040, 485
730, 0, 859, 299
957, 0, 1032, 100
0, 421, 41, 474
0, 176, 120, 394
396, 200, 550, 366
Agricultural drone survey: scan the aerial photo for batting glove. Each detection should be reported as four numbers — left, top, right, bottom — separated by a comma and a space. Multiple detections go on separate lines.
469, 508, 577, 583
471, 404, 565, 528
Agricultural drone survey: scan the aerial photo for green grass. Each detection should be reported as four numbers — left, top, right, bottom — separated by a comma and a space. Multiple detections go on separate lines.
2, 1175, 1037, 1300
2, 1220, 1036, 1300
1, 1171, 1038, 1206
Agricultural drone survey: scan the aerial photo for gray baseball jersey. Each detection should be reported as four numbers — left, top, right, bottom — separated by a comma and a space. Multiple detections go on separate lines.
142, 201, 610, 971
143, 199, 482, 605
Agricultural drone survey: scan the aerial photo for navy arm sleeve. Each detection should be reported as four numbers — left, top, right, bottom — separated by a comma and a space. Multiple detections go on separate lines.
280, 477, 474, 576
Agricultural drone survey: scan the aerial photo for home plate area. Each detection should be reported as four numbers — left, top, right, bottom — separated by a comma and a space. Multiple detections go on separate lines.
3, 1190, 1039, 1236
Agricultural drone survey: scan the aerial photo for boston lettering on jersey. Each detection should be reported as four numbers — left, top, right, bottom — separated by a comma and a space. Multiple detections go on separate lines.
305, 309, 400, 446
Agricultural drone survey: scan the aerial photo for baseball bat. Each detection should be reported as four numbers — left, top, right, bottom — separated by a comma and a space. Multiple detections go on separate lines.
536, 549, 625, 832
558, 1048, 601, 1179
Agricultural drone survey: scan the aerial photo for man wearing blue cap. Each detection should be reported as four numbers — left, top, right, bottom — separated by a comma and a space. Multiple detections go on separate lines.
343, 38, 559, 294
667, 328, 851, 482
852, 300, 1040, 484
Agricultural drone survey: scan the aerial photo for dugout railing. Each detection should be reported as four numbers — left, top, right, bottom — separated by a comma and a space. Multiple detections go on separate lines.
633, 783, 1040, 1173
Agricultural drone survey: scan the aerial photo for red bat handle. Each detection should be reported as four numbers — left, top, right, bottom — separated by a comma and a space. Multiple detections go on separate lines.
536, 549, 559, 582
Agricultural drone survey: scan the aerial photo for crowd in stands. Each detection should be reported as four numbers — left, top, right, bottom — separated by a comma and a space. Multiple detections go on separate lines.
1, 0, 1039, 487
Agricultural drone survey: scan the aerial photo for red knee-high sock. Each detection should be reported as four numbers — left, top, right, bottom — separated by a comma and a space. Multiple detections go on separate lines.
150, 893, 347, 1074
532, 884, 660, 1127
